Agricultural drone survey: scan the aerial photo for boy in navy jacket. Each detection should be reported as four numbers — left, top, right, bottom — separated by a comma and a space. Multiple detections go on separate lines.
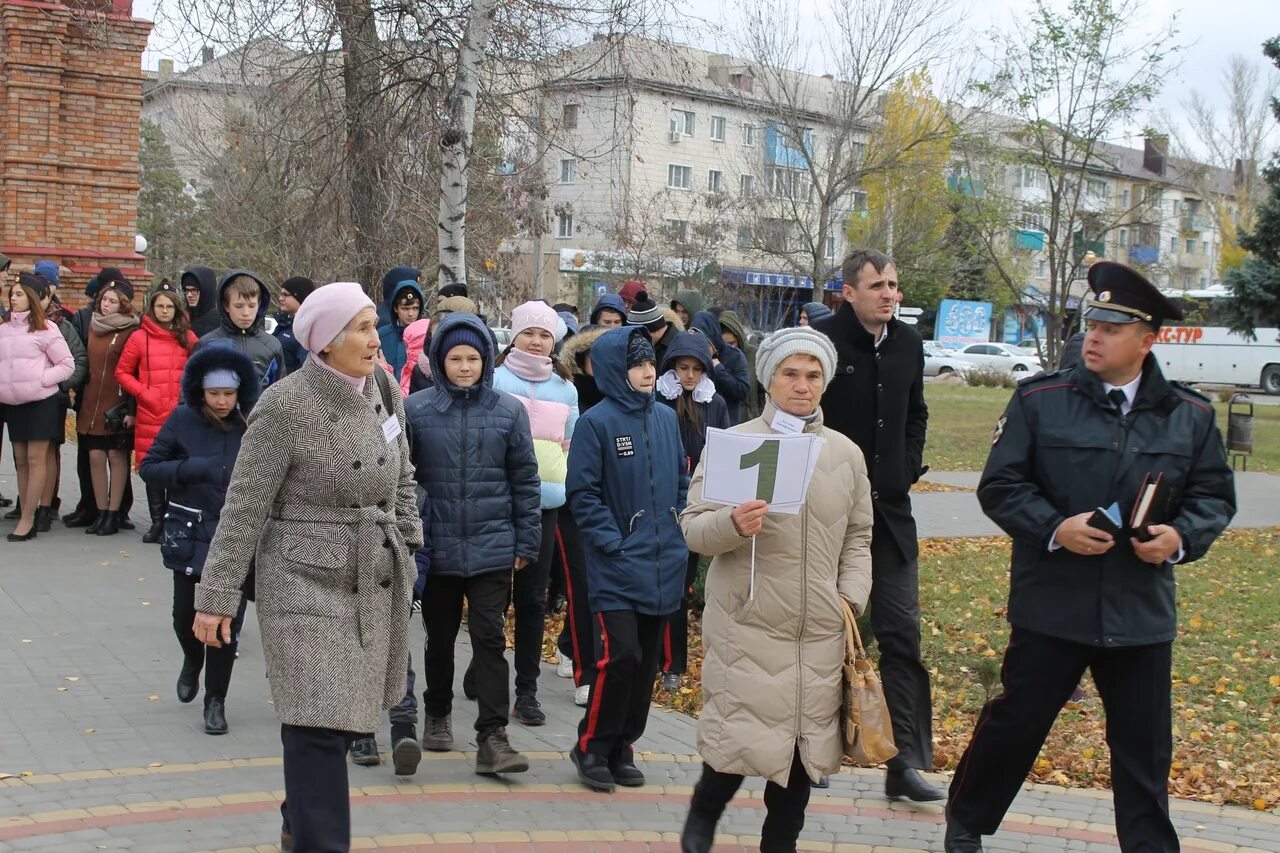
566, 326, 689, 792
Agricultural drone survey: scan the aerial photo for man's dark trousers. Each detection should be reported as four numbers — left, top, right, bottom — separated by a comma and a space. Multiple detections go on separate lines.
948, 626, 1178, 852
422, 571, 510, 736
869, 518, 932, 771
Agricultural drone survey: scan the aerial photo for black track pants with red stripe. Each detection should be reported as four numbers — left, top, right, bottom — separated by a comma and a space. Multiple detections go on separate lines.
554, 512, 598, 687
661, 553, 700, 675
576, 609, 668, 758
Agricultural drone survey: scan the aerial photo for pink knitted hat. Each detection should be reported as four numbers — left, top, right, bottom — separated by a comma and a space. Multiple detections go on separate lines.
294, 281, 375, 353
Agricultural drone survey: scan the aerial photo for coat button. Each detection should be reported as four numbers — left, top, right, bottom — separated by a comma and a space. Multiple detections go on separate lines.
877, 419, 884, 428
383, 539, 392, 549
350, 503, 360, 509
845, 365, 854, 374
379, 578, 392, 589
375, 404, 382, 414
378, 457, 386, 465
874, 453, 880, 462
871, 490, 879, 500
378, 501, 388, 509
353, 460, 362, 469
351, 584, 358, 594
877, 384, 883, 391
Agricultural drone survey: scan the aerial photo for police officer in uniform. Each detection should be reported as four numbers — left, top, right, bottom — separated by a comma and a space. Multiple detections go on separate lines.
943, 261, 1236, 853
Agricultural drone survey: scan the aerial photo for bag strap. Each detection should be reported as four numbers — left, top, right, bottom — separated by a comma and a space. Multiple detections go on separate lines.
373, 365, 396, 417
839, 597, 868, 658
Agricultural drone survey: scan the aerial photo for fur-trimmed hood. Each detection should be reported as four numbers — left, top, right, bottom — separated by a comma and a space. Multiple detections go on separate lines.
180, 341, 261, 415
559, 326, 609, 376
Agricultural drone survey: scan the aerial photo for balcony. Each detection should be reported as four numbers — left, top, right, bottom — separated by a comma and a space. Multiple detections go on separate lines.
1073, 234, 1105, 261
1011, 229, 1046, 252
1128, 245, 1159, 265
1176, 252, 1210, 270
1181, 212, 1212, 233
947, 175, 986, 197
764, 123, 813, 170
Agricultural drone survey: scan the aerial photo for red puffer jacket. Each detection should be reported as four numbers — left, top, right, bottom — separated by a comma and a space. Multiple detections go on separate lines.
115, 316, 198, 464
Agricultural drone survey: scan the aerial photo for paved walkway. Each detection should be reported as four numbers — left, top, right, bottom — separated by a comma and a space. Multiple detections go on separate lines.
1, 447, 1277, 852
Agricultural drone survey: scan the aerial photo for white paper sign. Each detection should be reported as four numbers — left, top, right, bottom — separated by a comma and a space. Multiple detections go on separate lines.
700, 429, 822, 514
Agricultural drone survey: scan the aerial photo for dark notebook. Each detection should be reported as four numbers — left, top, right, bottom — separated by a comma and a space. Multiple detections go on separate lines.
1129, 472, 1169, 542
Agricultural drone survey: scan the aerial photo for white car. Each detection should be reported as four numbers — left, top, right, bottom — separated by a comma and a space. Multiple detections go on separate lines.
922, 342, 973, 377
490, 327, 514, 349
956, 342, 1044, 375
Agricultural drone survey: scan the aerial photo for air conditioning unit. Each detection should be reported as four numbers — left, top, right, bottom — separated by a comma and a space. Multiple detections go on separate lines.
670, 130, 682, 143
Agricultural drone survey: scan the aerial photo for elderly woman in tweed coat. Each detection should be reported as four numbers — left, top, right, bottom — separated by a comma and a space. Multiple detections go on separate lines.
193, 282, 423, 853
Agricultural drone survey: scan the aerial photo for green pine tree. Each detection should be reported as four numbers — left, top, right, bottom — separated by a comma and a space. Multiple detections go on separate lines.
1219, 37, 1280, 337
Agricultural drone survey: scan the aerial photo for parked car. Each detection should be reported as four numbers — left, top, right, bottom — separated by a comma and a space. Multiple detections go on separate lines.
923, 341, 973, 377
956, 342, 1044, 375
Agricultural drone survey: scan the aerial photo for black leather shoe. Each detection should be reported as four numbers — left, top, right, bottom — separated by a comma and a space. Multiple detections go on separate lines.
350, 735, 381, 766
680, 808, 717, 853
203, 697, 228, 735
35, 506, 54, 533
95, 510, 120, 536
63, 507, 96, 527
0, 494, 12, 508
118, 516, 135, 531
142, 485, 166, 543
142, 518, 164, 543
3, 500, 20, 520
7, 526, 37, 542
84, 511, 107, 535
177, 658, 201, 703
608, 755, 645, 787
885, 767, 946, 802
944, 818, 984, 852
570, 748, 616, 792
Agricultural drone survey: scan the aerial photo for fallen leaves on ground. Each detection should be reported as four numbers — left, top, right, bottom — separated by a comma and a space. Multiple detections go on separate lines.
539, 528, 1279, 811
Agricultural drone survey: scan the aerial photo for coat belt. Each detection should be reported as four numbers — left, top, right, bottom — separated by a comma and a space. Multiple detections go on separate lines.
271, 502, 406, 647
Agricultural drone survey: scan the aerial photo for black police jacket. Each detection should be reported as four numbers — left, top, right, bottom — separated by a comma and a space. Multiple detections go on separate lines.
978, 356, 1236, 647
814, 304, 928, 561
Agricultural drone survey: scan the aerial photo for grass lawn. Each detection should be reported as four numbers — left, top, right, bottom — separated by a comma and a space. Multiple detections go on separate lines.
922, 382, 1280, 473
607, 527, 1280, 810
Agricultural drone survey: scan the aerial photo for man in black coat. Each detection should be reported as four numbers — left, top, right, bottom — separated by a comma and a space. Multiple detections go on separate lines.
812, 249, 939, 801
943, 262, 1236, 853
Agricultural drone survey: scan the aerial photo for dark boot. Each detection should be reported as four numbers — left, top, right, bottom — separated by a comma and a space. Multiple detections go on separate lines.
944, 817, 984, 852
95, 510, 121, 536
85, 509, 108, 535
885, 767, 946, 803
142, 485, 166, 543
63, 505, 97, 527
570, 747, 615, 793
391, 724, 422, 777
475, 728, 529, 775
3, 498, 20, 520
680, 801, 719, 853
34, 506, 54, 533
608, 747, 645, 787
177, 657, 201, 704
203, 697, 228, 735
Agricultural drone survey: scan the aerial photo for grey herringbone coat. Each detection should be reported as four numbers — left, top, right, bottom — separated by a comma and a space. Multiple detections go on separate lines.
195, 359, 423, 733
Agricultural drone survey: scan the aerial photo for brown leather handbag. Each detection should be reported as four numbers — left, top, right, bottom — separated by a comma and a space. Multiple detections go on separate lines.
839, 597, 899, 765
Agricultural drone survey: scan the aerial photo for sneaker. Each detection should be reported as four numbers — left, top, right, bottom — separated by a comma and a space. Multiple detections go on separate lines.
511, 693, 546, 727
392, 736, 422, 776
422, 715, 454, 752
660, 671, 682, 691
474, 727, 530, 775
609, 749, 645, 787
574, 684, 591, 706
570, 747, 615, 793
350, 735, 381, 766
556, 652, 574, 679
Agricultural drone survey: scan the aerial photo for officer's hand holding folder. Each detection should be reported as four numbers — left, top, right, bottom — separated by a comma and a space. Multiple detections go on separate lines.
1085, 472, 1169, 542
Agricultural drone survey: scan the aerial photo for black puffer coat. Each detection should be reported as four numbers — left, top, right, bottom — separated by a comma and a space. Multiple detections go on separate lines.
403, 312, 541, 578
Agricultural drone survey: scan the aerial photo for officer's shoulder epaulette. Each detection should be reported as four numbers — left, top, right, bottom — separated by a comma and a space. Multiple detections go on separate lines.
1017, 367, 1064, 388
1169, 381, 1215, 414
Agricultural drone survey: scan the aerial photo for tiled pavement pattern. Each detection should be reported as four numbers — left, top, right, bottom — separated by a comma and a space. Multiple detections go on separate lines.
0, 447, 1277, 852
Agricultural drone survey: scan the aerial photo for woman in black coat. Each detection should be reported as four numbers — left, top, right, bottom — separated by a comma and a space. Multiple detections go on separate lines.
139, 343, 260, 736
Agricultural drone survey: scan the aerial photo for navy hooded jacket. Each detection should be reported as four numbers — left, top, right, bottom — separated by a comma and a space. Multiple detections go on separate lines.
139, 344, 260, 578
566, 326, 689, 615
589, 293, 628, 325
689, 310, 751, 424
657, 331, 730, 475
195, 269, 287, 387
404, 312, 541, 580
378, 265, 421, 326
377, 279, 426, 377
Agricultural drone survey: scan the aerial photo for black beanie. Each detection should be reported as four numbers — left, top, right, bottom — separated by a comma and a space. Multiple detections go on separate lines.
440, 282, 469, 299
281, 276, 317, 303
626, 291, 666, 334
19, 271, 49, 302
626, 331, 656, 368
100, 278, 135, 303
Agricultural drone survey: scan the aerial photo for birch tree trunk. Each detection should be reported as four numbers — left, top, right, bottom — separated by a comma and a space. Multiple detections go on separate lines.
437, 0, 498, 293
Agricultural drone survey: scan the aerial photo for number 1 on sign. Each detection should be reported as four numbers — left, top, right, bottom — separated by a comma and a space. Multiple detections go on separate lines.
739, 439, 781, 503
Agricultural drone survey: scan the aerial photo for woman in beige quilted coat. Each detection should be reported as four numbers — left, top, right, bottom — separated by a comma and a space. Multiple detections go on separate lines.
679, 326, 874, 853
193, 282, 422, 853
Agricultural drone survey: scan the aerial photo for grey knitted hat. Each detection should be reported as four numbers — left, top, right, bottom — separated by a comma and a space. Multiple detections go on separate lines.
755, 326, 838, 392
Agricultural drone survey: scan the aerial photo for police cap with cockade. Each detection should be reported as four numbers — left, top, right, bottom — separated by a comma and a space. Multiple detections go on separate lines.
1083, 261, 1183, 328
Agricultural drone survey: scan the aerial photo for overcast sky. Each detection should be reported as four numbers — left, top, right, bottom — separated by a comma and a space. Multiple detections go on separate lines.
135, 0, 1278, 158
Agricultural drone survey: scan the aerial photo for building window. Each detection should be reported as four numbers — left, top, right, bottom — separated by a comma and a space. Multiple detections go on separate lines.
825, 233, 837, 260
1086, 178, 1107, 197
850, 142, 866, 165
1021, 167, 1048, 190
1202, 240, 1209, 254
1119, 228, 1128, 247
1122, 188, 1131, 207
559, 159, 577, 184
729, 72, 754, 92
742, 123, 757, 146
737, 226, 752, 248
667, 164, 693, 190
562, 104, 579, 129
740, 174, 754, 198
710, 116, 726, 141
556, 211, 573, 238
1170, 236, 1177, 252
1171, 199, 1181, 215
851, 190, 869, 212
1019, 208, 1045, 231
666, 219, 690, 244
670, 109, 696, 137
1037, 259, 1048, 277
708, 170, 723, 193
1186, 238, 1195, 253
767, 166, 810, 201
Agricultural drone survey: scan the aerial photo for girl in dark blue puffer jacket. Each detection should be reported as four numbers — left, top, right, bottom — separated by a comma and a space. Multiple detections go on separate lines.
139, 343, 259, 736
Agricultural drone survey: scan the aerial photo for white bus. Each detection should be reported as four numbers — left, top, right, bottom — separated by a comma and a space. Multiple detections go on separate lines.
1152, 288, 1280, 395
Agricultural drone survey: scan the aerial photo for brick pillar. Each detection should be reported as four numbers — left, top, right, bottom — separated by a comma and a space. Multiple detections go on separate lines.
0, 0, 152, 308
